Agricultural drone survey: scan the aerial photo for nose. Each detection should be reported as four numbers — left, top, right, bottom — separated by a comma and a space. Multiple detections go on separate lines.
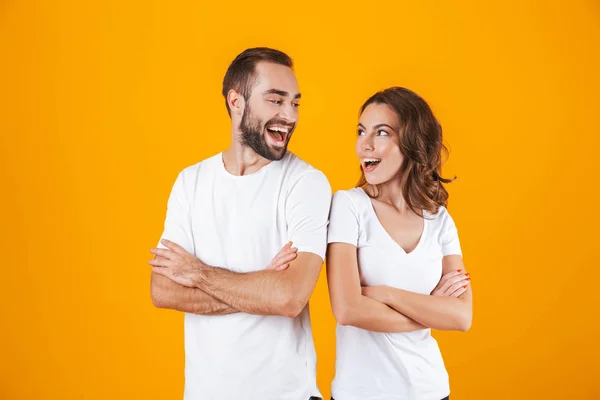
279, 103, 297, 125
361, 136, 374, 152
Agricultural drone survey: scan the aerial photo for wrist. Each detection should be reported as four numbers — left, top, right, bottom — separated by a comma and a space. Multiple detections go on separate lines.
379, 286, 392, 303
363, 285, 390, 303
192, 259, 207, 288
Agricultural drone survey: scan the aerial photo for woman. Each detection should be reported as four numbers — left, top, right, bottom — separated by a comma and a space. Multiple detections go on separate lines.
326, 87, 472, 400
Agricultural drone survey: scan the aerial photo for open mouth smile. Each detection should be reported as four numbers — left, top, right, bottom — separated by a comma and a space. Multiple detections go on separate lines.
266, 125, 291, 145
362, 157, 381, 172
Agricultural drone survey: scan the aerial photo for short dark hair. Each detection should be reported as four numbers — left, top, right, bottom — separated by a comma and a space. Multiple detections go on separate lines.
222, 47, 293, 116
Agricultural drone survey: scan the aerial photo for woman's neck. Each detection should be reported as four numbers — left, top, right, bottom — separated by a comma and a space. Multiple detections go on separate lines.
365, 176, 412, 215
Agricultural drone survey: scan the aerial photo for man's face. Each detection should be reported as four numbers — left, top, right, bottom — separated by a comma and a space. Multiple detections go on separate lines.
239, 62, 300, 161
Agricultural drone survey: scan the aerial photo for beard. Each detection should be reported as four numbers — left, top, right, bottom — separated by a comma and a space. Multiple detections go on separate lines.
239, 103, 294, 161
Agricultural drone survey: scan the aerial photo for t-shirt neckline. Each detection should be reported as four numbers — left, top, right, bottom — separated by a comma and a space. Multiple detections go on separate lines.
357, 187, 428, 256
218, 151, 279, 179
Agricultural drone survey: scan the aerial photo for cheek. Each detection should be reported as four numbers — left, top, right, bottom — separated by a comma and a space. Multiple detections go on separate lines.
381, 143, 404, 169
253, 113, 269, 128
250, 103, 271, 122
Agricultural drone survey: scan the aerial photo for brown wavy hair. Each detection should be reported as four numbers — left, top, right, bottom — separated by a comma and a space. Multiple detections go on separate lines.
357, 87, 455, 216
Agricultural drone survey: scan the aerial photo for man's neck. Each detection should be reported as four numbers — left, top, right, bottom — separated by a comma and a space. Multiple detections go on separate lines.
222, 143, 272, 176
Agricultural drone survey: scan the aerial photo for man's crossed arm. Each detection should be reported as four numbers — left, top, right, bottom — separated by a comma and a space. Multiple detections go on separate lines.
149, 239, 323, 318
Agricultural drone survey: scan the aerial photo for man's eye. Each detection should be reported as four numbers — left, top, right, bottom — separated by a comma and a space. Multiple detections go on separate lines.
293, 103, 300, 108
269, 99, 281, 105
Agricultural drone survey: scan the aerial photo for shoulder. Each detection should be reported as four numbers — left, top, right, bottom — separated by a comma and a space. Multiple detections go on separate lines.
425, 205, 459, 235
425, 205, 447, 223
332, 187, 358, 203
284, 152, 331, 194
283, 152, 323, 176
427, 204, 449, 219
172, 152, 221, 195
180, 152, 221, 178
428, 205, 456, 224
331, 188, 370, 216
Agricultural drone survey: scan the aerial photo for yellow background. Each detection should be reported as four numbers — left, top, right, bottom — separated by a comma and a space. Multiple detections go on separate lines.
1, 1, 599, 399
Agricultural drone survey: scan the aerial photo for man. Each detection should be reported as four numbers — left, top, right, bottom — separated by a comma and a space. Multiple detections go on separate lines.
149, 47, 331, 400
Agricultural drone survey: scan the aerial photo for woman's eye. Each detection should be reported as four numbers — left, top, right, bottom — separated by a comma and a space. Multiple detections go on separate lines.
377, 130, 389, 136
357, 130, 365, 136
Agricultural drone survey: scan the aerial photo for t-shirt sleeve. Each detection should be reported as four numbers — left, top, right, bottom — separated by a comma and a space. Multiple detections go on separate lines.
441, 210, 462, 256
157, 170, 195, 254
327, 191, 359, 246
285, 170, 332, 260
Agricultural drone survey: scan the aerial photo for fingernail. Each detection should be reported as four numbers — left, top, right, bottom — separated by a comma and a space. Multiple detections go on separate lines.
467, 278, 471, 281
457, 269, 462, 272
466, 272, 470, 276
463, 285, 467, 288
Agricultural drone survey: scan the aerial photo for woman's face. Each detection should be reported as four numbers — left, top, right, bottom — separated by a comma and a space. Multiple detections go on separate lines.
356, 103, 404, 185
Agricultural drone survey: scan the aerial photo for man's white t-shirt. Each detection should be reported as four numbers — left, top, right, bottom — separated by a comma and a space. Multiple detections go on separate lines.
157, 151, 331, 400
327, 188, 463, 400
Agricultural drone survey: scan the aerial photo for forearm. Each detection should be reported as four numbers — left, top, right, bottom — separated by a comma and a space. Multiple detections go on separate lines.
192, 266, 300, 317
373, 286, 472, 331
151, 272, 237, 315
337, 295, 426, 333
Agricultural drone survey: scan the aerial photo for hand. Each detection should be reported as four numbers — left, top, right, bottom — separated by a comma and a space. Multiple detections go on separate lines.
265, 241, 298, 271
149, 239, 205, 287
431, 269, 471, 297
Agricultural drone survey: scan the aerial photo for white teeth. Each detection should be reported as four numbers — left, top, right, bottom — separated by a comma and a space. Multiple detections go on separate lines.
363, 158, 381, 163
267, 126, 289, 133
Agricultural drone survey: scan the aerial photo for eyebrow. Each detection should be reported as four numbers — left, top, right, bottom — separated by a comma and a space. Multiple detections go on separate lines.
262, 89, 301, 99
357, 123, 397, 131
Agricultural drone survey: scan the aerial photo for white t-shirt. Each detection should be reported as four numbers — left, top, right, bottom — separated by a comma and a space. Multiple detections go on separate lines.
157, 151, 331, 400
327, 188, 462, 400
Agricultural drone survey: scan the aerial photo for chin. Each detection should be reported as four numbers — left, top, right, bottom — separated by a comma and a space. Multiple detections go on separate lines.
364, 173, 392, 186
267, 146, 288, 161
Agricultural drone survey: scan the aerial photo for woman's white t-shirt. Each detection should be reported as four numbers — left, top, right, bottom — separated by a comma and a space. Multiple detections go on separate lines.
327, 188, 463, 400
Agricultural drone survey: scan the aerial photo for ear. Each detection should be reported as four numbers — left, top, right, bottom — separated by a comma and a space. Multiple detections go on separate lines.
227, 89, 245, 116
